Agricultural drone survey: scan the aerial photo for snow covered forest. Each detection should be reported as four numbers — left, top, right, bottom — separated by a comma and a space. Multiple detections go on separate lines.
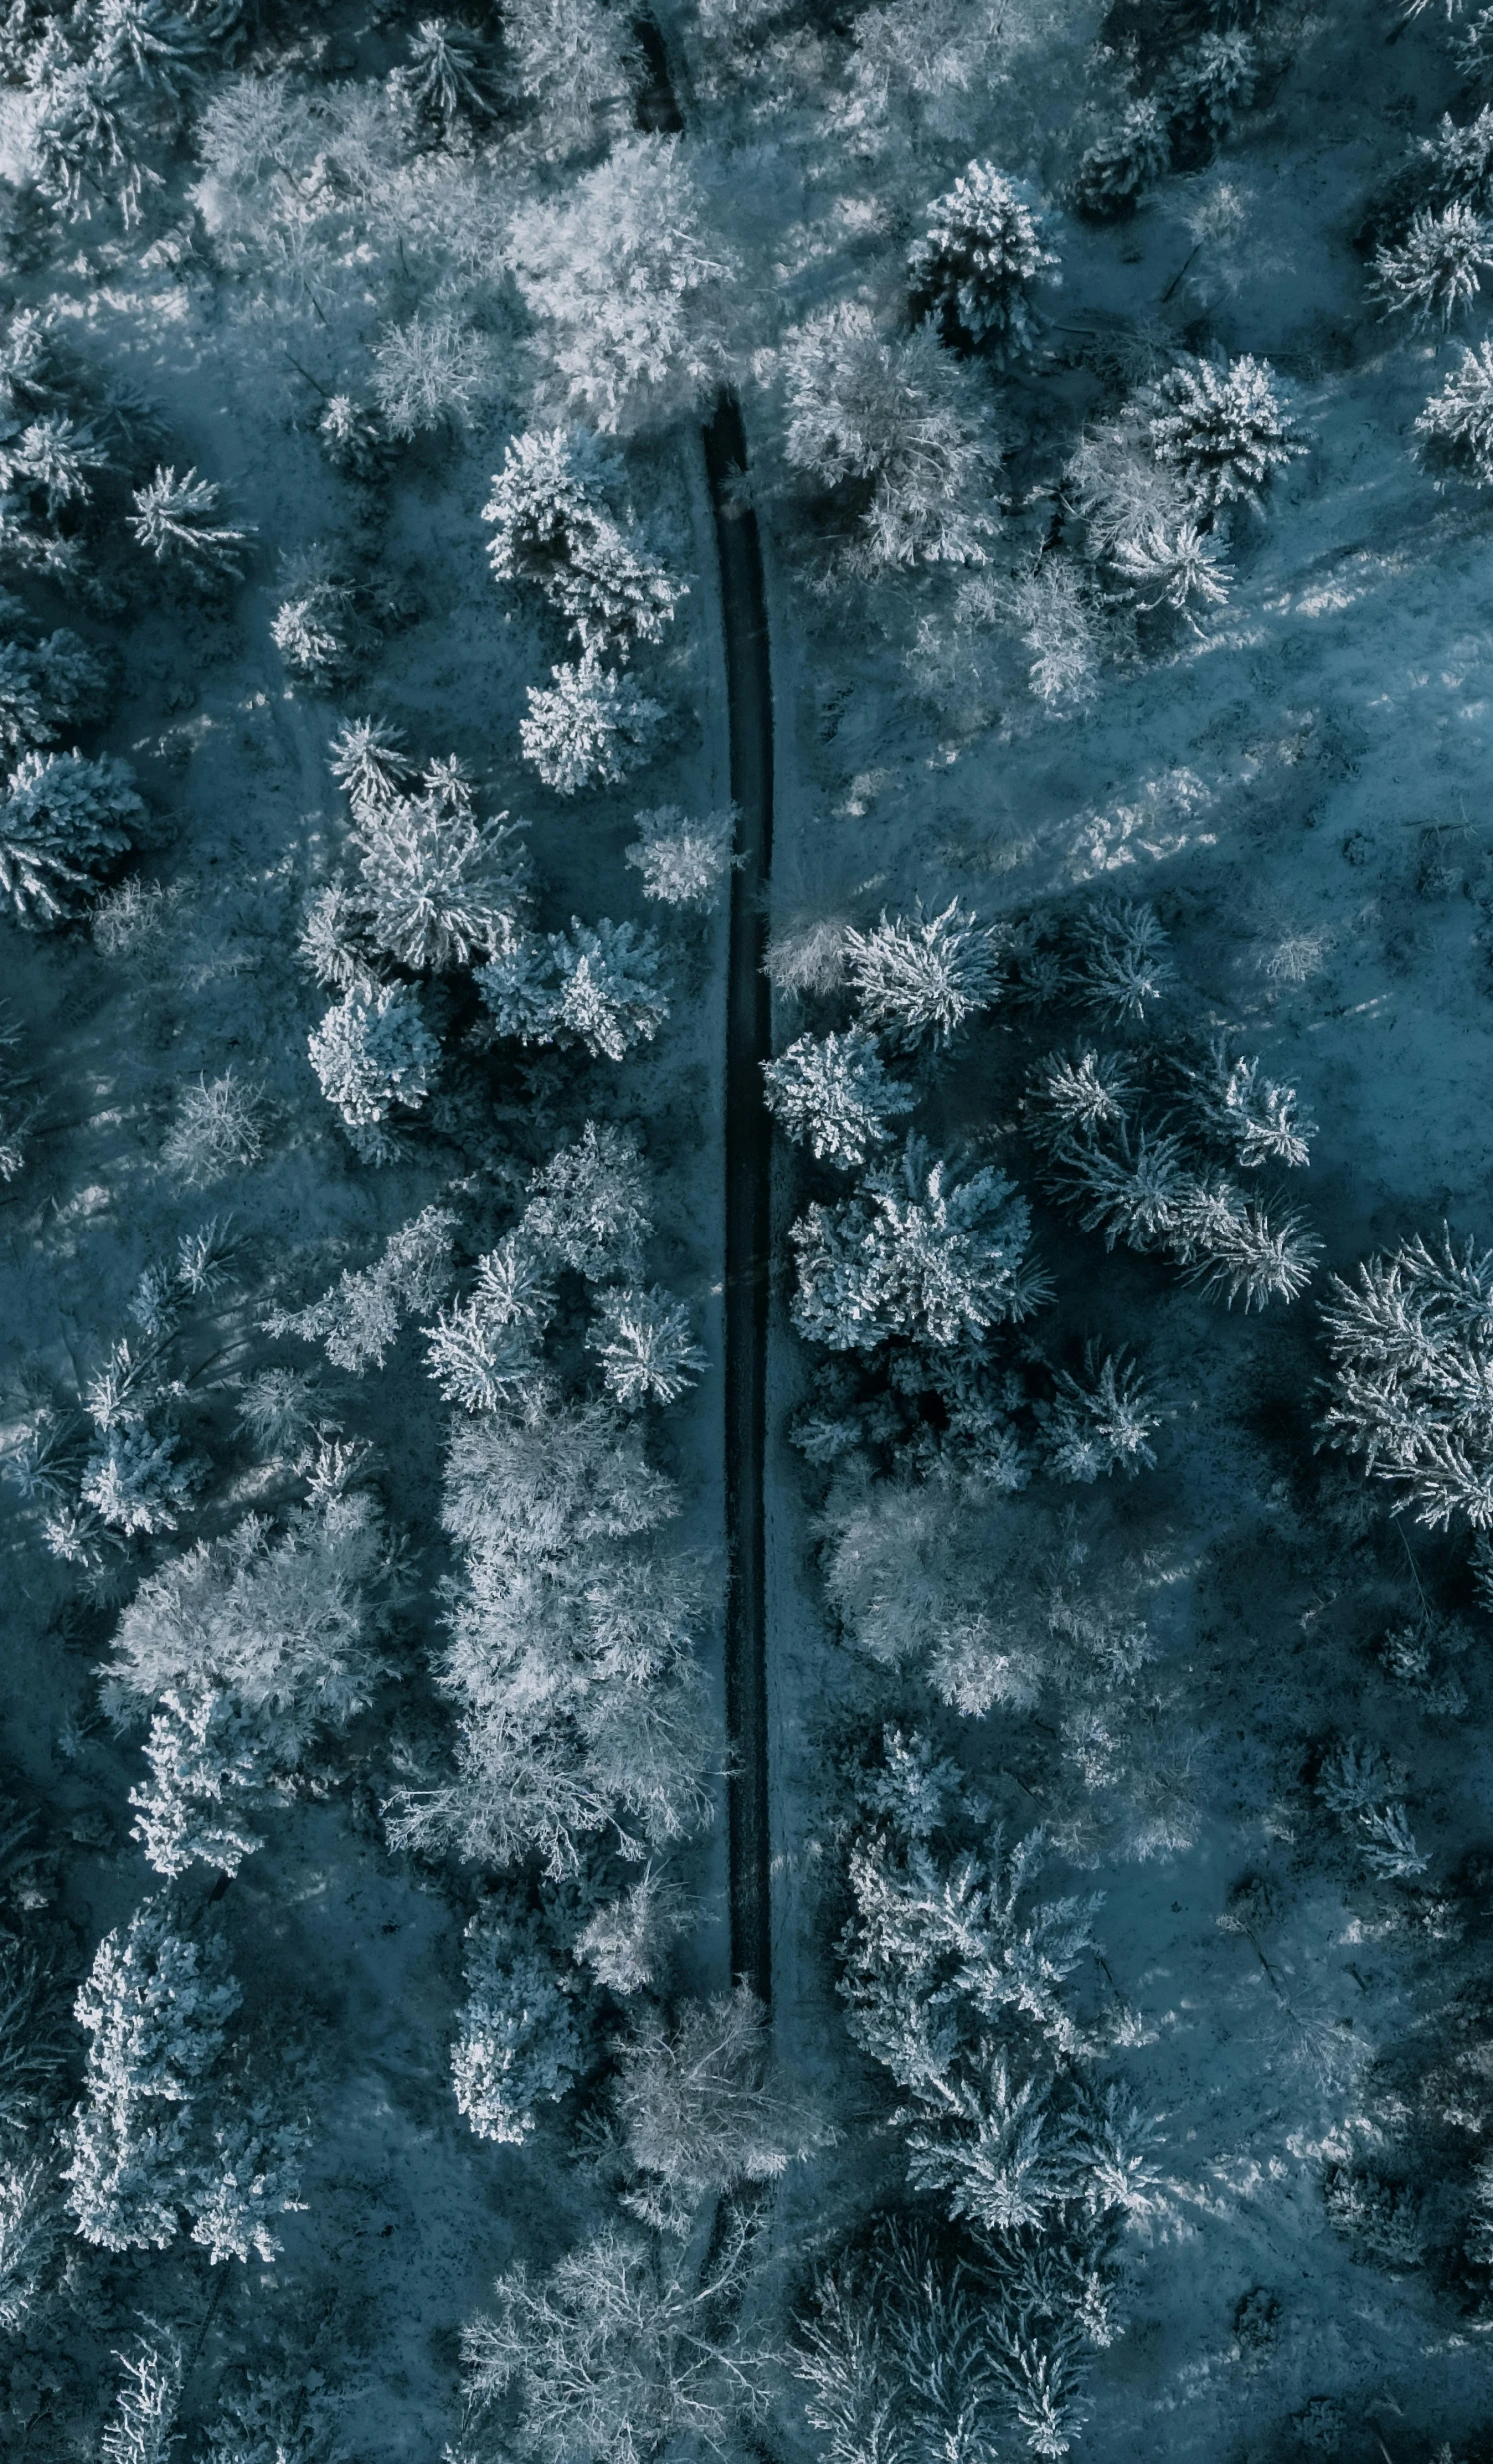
1, 0, 1493, 2456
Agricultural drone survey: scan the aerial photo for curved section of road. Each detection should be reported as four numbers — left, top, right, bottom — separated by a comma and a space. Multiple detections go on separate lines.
703, 394, 774, 2009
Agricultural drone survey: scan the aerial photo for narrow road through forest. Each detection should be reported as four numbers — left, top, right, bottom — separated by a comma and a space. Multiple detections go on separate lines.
703, 399, 774, 2008
633, 20, 775, 2008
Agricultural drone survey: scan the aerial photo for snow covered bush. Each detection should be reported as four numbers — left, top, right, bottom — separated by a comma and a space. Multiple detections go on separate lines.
451, 1905, 581, 2145
129, 466, 252, 577
790, 1135, 1047, 1352
507, 135, 739, 431
587, 1285, 707, 1410
371, 312, 500, 439
615, 1985, 822, 2233
1073, 96, 1171, 218
270, 550, 356, 685
520, 652, 667, 794
268, 1202, 456, 1373
1371, 201, 1493, 326
1413, 337, 1493, 482
1042, 1346, 1160, 1482
160, 1069, 266, 1184
1320, 1232, 1493, 1527
348, 764, 529, 972
1141, 355, 1305, 517
780, 305, 1000, 571
0, 747, 142, 928
763, 1029, 915, 1168
483, 429, 686, 655
307, 984, 440, 1155
625, 805, 735, 909
845, 899, 1001, 1049
908, 163, 1059, 357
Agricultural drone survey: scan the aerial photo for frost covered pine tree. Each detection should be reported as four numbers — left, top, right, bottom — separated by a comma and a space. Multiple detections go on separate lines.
1320, 1231, 1493, 1526
762, 1029, 915, 1168
1073, 96, 1171, 219
350, 766, 530, 972
624, 805, 735, 910
307, 983, 440, 1157
908, 162, 1059, 357
483, 428, 687, 656
370, 312, 500, 439
520, 652, 667, 795
451, 1905, 581, 2146
1414, 336, 1493, 483
1141, 354, 1305, 518
1108, 519, 1231, 622
1371, 201, 1493, 327
0, 747, 143, 928
845, 899, 1001, 1049
586, 1284, 707, 1410
129, 466, 253, 577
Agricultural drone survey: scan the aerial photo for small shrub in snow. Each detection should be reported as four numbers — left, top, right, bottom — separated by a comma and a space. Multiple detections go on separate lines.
587, 1285, 707, 1410
1071, 900, 1173, 1023
371, 312, 500, 439
781, 304, 1000, 571
0, 748, 142, 928
483, 429, 686, 656
762, 1029, 915, 1168
908, 162, 1059, 356
1042, 1346, 1159, 1482
520, 1121, 652, 1278
451, 1906, 581, 2146
625, 804, 735, 908
129, 466, 253, 576
845, 898, 1000, 1049
1141, 355, 1305, 517
1108, 519, 1231, 621
1413, 336, 1493, 482
1073, 96, 1171, 218
520, 652, 667, 795
307, 985, 440, 1154
1320, 1232, 1493, 1527
790, 1134, 1047, 1351
160, 1070, 266, 1184
1371, 201, 1493, 327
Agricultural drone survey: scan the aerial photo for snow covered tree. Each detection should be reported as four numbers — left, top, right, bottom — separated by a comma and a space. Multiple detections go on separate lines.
501, 0, 640, 154
483, 429, 687, 655
299, 881, 383, 995
80, 1418, 198, 1537
189, 2106, 306, 2266
328, 713, 414, 814
63, 1897, 239, 2251
424, 1231, 555, 1413
0, 2157, 57, 2338
780, 304, 1000, 571
160, 1069, 266, 1183
268, 1202, 456, 1374
1042, 1346, 1159, 1482
370, 312, 500, 439
350, 773, 529, 972
0, 746, 142, 927
1414, 336, 1493, 482
1073, 96, 1171, 219
1316, 1738, 1429, 1880
129, 466, 252, 576
1140, 354, 1305, 517
624, 805, 735, 909
1161, 30, 1257, 156
128, 1680, 271, 1880
400, 17, 499, 137
0, 628, 107, 761
845, 899, 1001, 1049
574, 1866, 691, 1995
476, 918, 670, 1057
763, 1029, 915, 1168
1371, 201, 1493, 326
1043, 1124, 1190, 1253
1174, 1038, 1313, 1168
521, 1121, 653, 1278
587, 1285, 707, 1410
318, 392, 388, 479
795, 2225, 1011, 2464
451, 1905, 582, 2145
1108, 519, 1231, 621
909, 162, 1059, 357
307, 984, 440, 1155
507, 135, 739, 431
790, 1135, 1047, 1352
1177, 1189, 1321, 1311
520, 651, 667, 795
1320, 1232, 1493, 1527
270, 551, 356, 685
462, 2217, 768, 2464
104, 1489, 396, 1755
1070, 900, 1173, 1023
615, 1986, 823, 2234
1024, 1049, 1136, 1151
100, 2328, 183, 2464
